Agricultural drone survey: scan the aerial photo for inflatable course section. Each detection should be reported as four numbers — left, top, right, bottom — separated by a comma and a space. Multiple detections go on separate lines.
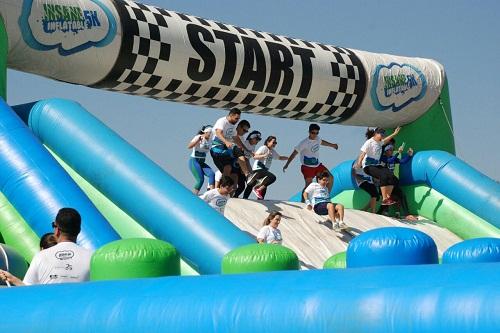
1, 0, 499, 332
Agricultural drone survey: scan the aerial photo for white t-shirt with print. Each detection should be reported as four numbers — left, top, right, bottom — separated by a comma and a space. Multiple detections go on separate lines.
199, 188, 229, 214
241, 136, 256, 159
304, 182, 331, 206
23, 242, 92, 285
212, 117, 236, 147
360, 138, 383, 168
253, 146, 279, 170
190, 134, 212, 159
257, 225, 283, 244
294, 136, 322, 167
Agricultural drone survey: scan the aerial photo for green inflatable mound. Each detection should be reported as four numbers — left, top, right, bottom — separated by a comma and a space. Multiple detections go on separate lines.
90, 238, 180, 280
323, 251, 347, 269
222, 243, 300, 274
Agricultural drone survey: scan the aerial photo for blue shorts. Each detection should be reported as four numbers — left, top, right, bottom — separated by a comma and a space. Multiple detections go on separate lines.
313, 202, 330, 215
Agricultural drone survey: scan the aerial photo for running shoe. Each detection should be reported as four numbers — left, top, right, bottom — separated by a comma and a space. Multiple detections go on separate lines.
381, 198, 397, 206
333, 222, 341, 232
338, 222, 348, 230
253, 187, 264, 200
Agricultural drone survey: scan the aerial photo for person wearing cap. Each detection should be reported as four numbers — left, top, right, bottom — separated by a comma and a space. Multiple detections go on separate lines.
283, 124, 339, 201
354, 126, 401, 206
245, 136, 288, 200
0, 208, 92, 286
188, 124, 216, 194
378, 141, 417, 220
233, 129, 261, 198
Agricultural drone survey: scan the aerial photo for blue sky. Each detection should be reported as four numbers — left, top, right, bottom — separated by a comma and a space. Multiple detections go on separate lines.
7, 0, 500, 199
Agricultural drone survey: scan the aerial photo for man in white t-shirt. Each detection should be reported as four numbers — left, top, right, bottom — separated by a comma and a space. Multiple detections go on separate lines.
283, 123, 339, 201
199, 175, 234, 214
210, 108, 241, 177
0, 208, 92, 286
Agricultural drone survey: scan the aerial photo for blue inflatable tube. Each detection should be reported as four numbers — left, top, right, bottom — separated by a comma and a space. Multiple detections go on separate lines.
289, 159, 357, 202
400, 150, 500, 228
15, 99, 254, 274
0, 98, 118, 250
0, 263, 498, 332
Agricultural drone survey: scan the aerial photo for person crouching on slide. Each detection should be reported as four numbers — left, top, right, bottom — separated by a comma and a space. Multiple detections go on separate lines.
187, 125, 216, 195
355, 127, 401, 206
303, 171, 346, 232
245, 136, 288, 200
352, 166, 379, 213
233, 129, 261, 198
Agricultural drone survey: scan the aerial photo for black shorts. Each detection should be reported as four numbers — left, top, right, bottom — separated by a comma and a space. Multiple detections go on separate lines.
210, 150, 233, 172
359, 181, 380, 199
232, 146, 245, 158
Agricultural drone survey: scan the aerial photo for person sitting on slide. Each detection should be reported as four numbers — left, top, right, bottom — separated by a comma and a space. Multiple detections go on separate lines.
257, 211, 283, 244
245, 136, 288, 200
355, 126, 401, 206
303, 171, 346, 232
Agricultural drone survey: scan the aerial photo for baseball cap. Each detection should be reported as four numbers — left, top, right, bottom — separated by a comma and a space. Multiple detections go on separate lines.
55, 208, 81, 235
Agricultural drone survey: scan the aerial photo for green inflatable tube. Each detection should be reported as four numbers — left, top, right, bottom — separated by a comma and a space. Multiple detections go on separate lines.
332, 186, 499, 240
323, 251, 347, 269
222, 244, 300, 274
0, 192, 40, 262
0, 15, 7, 99
48, 149, 198, 275
90, 238, 180, 280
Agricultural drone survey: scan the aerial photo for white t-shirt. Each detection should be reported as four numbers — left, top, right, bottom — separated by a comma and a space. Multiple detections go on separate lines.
241, 136, 256, 160
253, 146, 279, 170
304, 182, 331, 206
360, 138, 383, 168
199, 188, 229, 214
190, 134, 212, 159
294, 136, 322, 167
257, 225, 283, 244
211, 117, 236, 148
23, 242, 92, 285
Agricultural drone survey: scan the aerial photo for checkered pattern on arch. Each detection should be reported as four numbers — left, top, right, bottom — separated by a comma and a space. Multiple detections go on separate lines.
92, 0, 367, 124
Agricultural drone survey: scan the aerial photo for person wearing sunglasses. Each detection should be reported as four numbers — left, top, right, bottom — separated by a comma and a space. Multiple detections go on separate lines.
283, 123, 339, 201
0, 208, 92, 286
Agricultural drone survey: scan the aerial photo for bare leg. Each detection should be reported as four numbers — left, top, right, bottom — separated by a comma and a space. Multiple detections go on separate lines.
335, 204, 344, 222
327, 174, 334, 193
237, 157, 251, 177
327, 203, 337, 223
369, 197, 377, 213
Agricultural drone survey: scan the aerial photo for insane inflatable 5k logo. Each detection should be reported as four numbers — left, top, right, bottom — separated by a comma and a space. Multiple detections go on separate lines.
371, 63, 427, 112
19, 0, 116, 55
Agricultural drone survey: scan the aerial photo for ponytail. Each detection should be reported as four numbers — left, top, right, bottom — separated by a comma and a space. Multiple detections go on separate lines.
365, 128, 375, 139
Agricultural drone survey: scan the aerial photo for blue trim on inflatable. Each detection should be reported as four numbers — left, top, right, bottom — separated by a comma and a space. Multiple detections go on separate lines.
290, 152, 500, 228
0, 99, 118, 250
0, 263, 498, 332
399, 150, 500, 228
16, 99, 254, 274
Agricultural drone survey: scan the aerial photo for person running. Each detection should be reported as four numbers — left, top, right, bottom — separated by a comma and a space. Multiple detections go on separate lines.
199, 175, 234, 215
355, 127, 401, 206
245, 136, 288, 200
233, 128, 260, 198
352, 166, 379, 213
257, 211, 283, 244
210, 108, 241, 178
283, 124, 339, 201
303, 171, 346, 231
188, 125, 216, 195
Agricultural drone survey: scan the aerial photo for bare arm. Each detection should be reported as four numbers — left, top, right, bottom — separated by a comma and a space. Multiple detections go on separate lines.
321, 139, 339, 150
187, 135, 201, 149
303, 190, 312, 210
278, 155, 288, 161
0, 269, 24, 286
382, 126, 401, 144
283, 150, 298, 172
215, 129, 233, 148
355, 151, 366, 169
233, 135, 246, 150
